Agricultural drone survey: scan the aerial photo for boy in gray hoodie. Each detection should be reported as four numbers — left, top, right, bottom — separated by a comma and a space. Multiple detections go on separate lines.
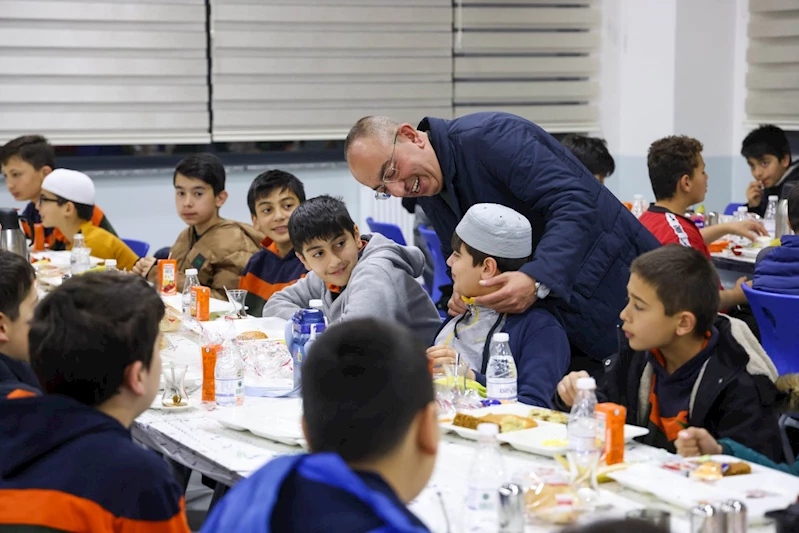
263, 195, 441, 343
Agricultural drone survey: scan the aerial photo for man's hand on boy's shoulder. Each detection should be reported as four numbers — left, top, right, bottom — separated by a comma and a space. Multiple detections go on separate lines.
556, 371, 589, 408
132, 256, 156, 277
473, 272, 537, 314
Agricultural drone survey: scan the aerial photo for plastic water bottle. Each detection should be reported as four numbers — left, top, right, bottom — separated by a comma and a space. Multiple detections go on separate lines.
567, 377, 600, 510
486, 333, 517, 403
70, 234, 91, 275
465, 423, 505, 533
289, 299, 326, 391
631, 194, 646, 218
104, 259, 118, 272
764, 195, 778, 237
215, 338, 244, 407
182, 268, 201, 315
734, 205, 750, 246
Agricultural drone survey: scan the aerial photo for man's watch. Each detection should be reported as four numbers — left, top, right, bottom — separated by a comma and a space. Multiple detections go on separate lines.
535, 281, 551, 299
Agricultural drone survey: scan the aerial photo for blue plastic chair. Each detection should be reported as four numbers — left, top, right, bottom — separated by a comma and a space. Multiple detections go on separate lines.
724, 202, 746, 215
366, 217, 406, 245
419, 225, 452, 312
123, 238, 150, 258
743, 284, 799, 461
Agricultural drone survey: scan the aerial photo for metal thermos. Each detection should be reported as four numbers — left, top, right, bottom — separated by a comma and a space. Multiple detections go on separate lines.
0, 208, 29, 261
706, 211, 719, 227
690, 504, 723, 533
776, 198, 793, 239
497, 483, 524, 533
720, 500, 747, 533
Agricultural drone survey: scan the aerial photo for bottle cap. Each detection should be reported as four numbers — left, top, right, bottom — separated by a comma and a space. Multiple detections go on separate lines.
737, 206, 748, 212
73, 234, 84, 241
105, 259, 117, 267
769, 195, 779, 201
492, 332, 510, 343
309, 299, 324, 309
477, 423, 499, 436
186, 268, 198, 275
633, 194, 643, 200
576, 377, 596, 390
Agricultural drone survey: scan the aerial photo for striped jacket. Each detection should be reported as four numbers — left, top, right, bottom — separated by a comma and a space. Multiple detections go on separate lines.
239, 237, 306, 317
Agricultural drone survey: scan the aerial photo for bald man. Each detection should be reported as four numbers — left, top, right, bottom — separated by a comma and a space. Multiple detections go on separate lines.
345, 112, 660, 368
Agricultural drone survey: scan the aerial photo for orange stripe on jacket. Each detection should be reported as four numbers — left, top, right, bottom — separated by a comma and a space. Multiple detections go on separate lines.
239, 272, 305, 302
6, 389, 37, 399
0, 489, 190, 533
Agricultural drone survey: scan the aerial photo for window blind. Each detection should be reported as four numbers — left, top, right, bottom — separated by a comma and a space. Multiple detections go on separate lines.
209, 0, 453, 141
745, 0, 799, 130
453, 0, 600, 133
0, 0, 211, 145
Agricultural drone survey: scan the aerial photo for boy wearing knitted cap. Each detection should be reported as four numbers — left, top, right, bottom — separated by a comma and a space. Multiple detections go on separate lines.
427, 203, 570, 407
38, 169, 139, 270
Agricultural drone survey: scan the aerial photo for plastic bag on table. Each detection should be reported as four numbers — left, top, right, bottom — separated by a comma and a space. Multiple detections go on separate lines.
513, 467, 581, 526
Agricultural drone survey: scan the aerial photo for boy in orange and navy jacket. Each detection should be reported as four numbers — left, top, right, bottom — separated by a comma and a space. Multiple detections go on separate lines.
0, 251, 41, 400
239, 170, 307, 317
0, 273, 190, 533
0, 135, 116, 250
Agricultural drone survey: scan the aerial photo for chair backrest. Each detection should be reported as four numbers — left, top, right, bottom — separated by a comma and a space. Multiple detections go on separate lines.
366, 217, 406, 246
418, 225, 452, 306
742, 284, 799, 374
123, 238, 150, 258
724, 202, 746, 216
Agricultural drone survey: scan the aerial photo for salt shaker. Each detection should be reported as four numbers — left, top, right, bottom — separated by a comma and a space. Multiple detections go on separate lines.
720, 500, 747, 533
498, 483, 524, 533
690, 504, 723, 533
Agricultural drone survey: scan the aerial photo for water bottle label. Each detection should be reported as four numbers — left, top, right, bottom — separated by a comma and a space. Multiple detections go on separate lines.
487, 378, 516, 400
466, 486, 497, 513
216, 377, 243, 406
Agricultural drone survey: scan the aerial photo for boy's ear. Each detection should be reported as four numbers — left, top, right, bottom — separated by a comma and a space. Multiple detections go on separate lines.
215, 190, 228, 208
678, 173, 692, 193
352, 223, 361, 242
296, 251, 311, 271
481, 256, 499, 279
251, 214, 260, 232
781, 154, 791, 170
301, 416, 312, 450
0, 313, 10, 343
124, 360, 147, 397
674, 310, 698, 338
40, 166, 53, 178
416, 403, 439, 457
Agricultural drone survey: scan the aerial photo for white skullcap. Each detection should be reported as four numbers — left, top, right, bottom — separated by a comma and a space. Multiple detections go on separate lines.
41, 169, 95, 206
455, 203, 532, 259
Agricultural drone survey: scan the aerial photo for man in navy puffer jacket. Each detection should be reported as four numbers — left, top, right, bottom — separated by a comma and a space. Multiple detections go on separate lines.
345, 112, 660, 365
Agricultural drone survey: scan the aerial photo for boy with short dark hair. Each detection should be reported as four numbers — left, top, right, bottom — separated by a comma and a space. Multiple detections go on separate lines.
0, 273, 190, 532
753, 184, 799, 294
239, 170, 308, 316
133, 153, 263, 299
263, 195, 441, 342
0, 134, 116, 249
640, 135, 769, 310
742, 125, 799, 217
202, 318, 438, 532
560, 135, 615, 185
0, 251, 40, 399
427, 203, 570, 407
555, 245, 783, 460
38, 169, 139, 270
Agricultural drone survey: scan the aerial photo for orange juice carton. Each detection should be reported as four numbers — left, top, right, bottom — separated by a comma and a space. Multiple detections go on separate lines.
597, 402, 626, 465
201, 344, 219, 408
158, 259, 178, 295
191, 286, 210, 321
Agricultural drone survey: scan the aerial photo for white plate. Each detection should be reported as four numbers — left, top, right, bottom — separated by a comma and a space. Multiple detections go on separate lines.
248, 417, 305, 446
497, 423, 649, 457
149, 400, 193, 412
608, 456, 799, 524
737, 248, 760, 259
439, 403, 545, 440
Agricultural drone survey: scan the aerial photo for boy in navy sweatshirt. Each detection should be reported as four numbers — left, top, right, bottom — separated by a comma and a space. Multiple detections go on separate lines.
0, 250, 40, 399
0, 273, 190, 532
427, 203, 570, 407
203, 318, 438, 532
239, 169, 307, 316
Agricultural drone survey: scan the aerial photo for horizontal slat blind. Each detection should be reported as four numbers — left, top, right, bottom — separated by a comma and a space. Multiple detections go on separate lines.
746, 0, 799, 130
0, 0, 211, 145
453, 0, 600, 133
210, 0, 453, 141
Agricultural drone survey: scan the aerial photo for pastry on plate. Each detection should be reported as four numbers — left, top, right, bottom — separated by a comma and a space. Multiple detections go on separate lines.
452, 412, 537, 433
236, 330, 269, 341
529, 407, 569, 424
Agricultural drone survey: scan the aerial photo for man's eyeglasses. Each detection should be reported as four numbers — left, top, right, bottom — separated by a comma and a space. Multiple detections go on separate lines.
374, 132, 400, 200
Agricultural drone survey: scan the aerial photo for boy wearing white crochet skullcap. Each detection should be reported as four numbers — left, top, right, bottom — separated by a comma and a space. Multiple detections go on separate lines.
427, 203, 570, 407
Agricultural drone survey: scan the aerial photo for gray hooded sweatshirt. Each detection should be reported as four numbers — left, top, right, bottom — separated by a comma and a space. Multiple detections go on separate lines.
263, 233, 441, 343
